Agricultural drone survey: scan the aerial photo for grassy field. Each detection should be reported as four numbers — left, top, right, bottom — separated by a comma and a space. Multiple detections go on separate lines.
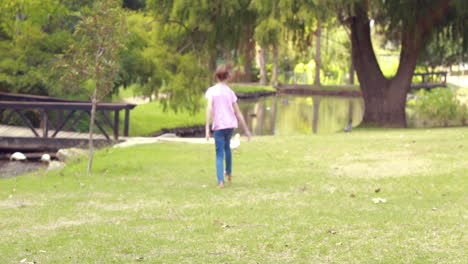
1, 127, 467, 263
230, 84, 276, 93
122, 101, 205, 136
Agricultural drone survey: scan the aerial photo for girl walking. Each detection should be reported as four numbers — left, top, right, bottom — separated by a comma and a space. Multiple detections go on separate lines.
205, 64, 251, 188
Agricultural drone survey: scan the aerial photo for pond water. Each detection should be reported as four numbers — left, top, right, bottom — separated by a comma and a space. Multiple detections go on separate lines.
237, 94, 463, 135
238, 95, 364, 135
0, 160, 46, 179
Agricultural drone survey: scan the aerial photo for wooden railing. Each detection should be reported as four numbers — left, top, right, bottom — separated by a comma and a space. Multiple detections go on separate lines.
0, 92, 136, 141
411, 72, 447, 90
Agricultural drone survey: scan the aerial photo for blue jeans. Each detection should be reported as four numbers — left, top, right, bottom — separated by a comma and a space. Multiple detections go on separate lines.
213, 128, 233, 183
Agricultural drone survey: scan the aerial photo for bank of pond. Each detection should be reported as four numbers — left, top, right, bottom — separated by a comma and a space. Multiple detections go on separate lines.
151, 92, 466, 137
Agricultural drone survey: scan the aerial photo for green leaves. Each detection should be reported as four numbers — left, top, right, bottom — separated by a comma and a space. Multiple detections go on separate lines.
0, 0, 80, 94
413, 88, 467, 127
255, 17, 282, 46
55, 0, 127, 100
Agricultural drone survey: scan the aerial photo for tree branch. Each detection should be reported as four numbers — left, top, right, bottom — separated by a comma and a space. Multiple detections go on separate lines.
145, 18, 197, 53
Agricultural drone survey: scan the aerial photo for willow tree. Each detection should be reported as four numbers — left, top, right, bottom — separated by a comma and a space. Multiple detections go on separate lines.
142, 0, 257, 110
272, 0, 333, 86
338, 0, 467, 127
57, 0, 127, 173
147, 0, 253, 67
252, 0, 282, 85
0, 0, 75, 95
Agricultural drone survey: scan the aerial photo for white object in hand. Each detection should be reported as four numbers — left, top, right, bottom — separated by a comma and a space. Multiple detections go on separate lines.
10, 152, 26, 161
230, 133, 241, 149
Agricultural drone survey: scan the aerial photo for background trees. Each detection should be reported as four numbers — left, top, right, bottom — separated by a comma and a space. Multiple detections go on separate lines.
0, 0, 74, 95
0, 0, 466, 128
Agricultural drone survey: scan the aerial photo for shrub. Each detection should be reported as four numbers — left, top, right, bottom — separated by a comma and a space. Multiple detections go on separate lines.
413, 88, 467, 126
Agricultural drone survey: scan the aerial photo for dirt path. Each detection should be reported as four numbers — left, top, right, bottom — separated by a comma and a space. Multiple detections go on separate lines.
114, 134, 213, 148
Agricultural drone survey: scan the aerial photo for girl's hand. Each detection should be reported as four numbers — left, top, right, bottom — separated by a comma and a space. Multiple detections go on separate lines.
205, 127, 211, 141
245, 131, 252, 142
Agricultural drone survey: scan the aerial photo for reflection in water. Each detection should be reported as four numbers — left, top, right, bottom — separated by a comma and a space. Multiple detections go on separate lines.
238, 95, 364, 135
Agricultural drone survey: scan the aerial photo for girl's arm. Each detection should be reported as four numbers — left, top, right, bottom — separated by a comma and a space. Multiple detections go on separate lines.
233, 102, 251, 141
205, 98, 212, 141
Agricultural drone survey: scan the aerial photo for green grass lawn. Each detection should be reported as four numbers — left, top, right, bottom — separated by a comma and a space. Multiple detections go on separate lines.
230, 84, 276, 93
1, 127, 467, 263
123, 101, 205, 136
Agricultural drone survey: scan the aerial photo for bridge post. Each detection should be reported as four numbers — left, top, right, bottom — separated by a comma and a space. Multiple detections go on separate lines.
114, 110, 120, 140
42, 109, 49, 138
124, 108, 130, 137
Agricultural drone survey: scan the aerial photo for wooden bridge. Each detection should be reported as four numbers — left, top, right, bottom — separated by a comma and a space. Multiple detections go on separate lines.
0, 92, 136, 152
410, 72, 447, 90
282, 71, 447, 91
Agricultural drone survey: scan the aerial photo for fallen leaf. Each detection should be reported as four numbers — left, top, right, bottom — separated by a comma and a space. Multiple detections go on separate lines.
374, 188, 381, 193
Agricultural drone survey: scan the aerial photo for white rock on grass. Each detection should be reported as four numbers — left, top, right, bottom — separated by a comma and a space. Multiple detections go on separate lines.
56, 148, 87, 162
40, 154, 51, 162
10, 152, 27, 161
47, 161, 66, 171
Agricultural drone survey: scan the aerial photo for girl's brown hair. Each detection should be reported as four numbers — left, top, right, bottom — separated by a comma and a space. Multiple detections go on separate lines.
215, 64, 229, 81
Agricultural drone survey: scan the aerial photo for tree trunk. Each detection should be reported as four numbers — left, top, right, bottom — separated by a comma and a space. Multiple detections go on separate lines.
208, 54, 217, 73
347, 100, 354, 128
349, 1, 450, 128
243, 43, 253, 82
259, 46, 268, 85
271, 44, 279, 86
349, 53, 355, 85
87, 89, 98, 174
350, 4, 416, 127
314, 19, 322, 86
241, 25, 255, 82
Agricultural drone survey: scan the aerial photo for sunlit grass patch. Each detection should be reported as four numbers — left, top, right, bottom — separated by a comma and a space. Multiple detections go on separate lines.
121, 100, 205, 136
332, 151, 429, 178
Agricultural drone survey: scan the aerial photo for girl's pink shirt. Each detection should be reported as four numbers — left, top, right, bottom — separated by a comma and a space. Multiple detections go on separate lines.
205, 83, 238, 131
